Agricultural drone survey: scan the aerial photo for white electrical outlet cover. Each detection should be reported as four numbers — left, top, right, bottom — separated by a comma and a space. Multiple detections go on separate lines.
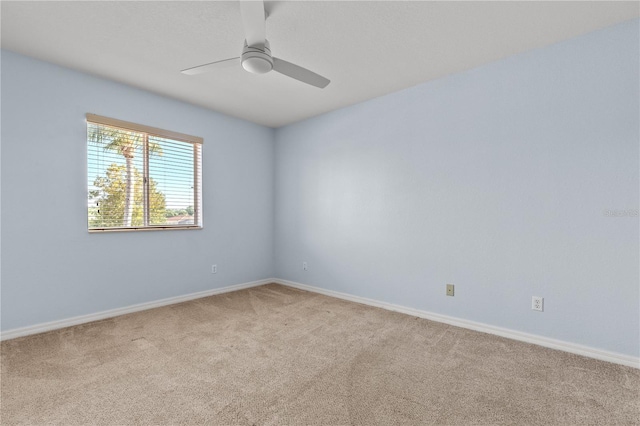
532, 296, 543, 312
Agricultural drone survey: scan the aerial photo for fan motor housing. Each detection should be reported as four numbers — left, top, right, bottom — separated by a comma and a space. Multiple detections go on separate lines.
241, 41, 273, 74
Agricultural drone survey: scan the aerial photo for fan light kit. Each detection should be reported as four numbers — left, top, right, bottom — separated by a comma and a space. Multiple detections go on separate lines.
181, 0, 330, 89
241, 41, 273, 74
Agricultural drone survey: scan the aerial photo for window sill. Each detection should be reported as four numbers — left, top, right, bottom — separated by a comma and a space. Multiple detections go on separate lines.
88, 225, 202, 233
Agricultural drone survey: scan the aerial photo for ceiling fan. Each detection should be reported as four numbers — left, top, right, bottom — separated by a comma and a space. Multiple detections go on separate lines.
181, 0, 330, 89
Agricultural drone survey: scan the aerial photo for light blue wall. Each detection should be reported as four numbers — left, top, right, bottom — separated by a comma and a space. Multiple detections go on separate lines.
274, 20, 640, 357
1, 50, 275, 331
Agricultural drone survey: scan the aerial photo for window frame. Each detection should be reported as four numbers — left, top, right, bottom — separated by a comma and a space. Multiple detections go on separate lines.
86, 113, 203, 233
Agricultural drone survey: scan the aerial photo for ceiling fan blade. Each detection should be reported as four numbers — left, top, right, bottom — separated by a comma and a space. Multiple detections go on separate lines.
240, 0, 266, 48
181, 57, 240, 75
272, 57, 330, 89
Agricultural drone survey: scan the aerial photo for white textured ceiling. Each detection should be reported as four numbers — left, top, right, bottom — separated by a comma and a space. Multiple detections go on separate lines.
2, 1, 638, 128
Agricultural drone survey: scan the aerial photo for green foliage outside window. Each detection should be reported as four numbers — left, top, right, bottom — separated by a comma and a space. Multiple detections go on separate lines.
89, 164, 166, 227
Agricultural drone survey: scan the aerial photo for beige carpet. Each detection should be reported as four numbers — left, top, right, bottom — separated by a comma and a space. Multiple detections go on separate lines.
1, 283, 638, 425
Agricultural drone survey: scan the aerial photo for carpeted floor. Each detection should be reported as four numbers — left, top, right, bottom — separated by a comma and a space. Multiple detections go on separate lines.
1, 283, 638, 425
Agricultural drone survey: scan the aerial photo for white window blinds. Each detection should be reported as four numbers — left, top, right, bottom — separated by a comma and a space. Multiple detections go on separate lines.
87, 114, 202, 232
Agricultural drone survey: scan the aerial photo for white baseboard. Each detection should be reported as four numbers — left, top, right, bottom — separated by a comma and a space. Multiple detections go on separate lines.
3, 277, 638, 369
274, 278, 640, 369
0, 278, 274, 341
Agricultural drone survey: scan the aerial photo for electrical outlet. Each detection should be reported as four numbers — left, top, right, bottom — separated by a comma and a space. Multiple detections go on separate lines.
302, 262, 308, 271
211, 264, 217, 274
532, 296, 543, 312
446, 284, 455, 297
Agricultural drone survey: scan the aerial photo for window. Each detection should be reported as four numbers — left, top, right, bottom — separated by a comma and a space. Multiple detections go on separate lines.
87, 114, 202, 232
